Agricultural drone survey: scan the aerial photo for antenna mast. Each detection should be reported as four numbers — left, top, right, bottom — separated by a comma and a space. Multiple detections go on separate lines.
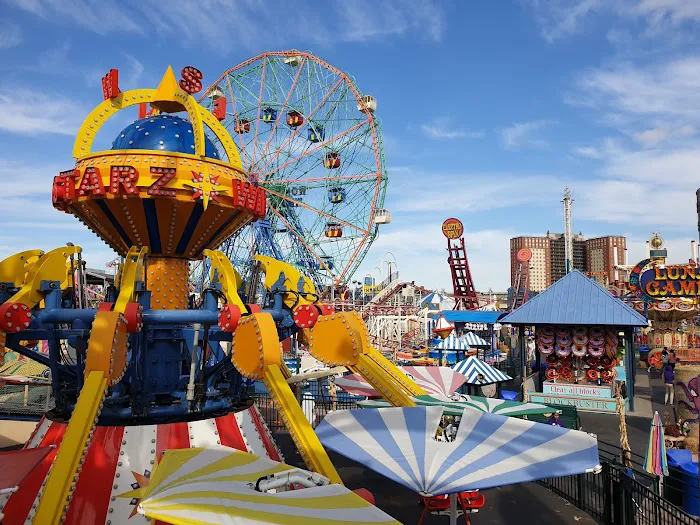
562, 187, 573, 274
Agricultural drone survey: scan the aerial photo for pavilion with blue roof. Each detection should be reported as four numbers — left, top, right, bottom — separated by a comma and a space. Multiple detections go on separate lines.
500, 270, 647, 412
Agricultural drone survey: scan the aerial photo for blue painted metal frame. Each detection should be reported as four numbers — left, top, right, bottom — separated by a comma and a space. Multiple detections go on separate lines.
1, 273, 302, 425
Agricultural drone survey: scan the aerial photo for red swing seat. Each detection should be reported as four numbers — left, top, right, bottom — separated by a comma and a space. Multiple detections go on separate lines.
418, 491, 486, 524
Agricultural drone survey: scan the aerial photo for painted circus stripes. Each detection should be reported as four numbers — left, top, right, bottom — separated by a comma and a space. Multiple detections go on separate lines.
453, 356, 512, 385
335, 366, 468, 398
138, 448, 399, 525
358, 394, 555, 417
316, 406, 600, 496
0, 407, 281, 525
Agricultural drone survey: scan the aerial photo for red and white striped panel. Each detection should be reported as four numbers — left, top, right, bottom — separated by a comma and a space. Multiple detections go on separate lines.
335, 367, 468, 397
400, 366, 468, 396
1, 407, 281, 525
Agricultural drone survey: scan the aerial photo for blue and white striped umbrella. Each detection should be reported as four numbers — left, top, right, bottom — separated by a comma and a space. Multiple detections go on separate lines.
316, 406, 599, 496
463, 331, 490, 348
453, 356, 511, 385
432, 332, 471, 351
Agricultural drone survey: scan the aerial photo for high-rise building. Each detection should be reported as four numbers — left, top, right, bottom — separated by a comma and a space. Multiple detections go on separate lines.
548, 232, 587, 283
510, 234, 626, 291
510, 237, 550, 292
586, 236, 627, 286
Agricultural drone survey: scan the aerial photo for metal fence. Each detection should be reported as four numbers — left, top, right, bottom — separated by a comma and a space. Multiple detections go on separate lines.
539, 458, 699, 525
251, 389, 362, 431
0, 380, 53, 419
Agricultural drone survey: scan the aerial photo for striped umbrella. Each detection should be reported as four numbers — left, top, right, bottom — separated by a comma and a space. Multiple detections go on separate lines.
358, 394, 556, 417
644, 411, 668, 477
463, 332, 490, 348
335, 367, 468, 397
316, 406, 600, 496
138, 448, 399, 525
453, 356, 511, 385
432, 332, 471, 351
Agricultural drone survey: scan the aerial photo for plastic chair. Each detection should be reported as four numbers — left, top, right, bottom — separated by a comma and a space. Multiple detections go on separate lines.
418, 491, 486, 524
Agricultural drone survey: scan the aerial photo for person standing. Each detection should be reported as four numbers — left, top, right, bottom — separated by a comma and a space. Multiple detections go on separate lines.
546, 412, 564, 427
669, 348, 679, 369
664, 364, 675, 405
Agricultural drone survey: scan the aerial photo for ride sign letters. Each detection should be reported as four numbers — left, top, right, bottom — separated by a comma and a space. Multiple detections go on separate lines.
639, 264, 700, 298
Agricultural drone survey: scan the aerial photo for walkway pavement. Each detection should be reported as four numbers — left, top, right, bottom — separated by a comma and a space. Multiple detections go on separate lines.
579, 365, 668, 458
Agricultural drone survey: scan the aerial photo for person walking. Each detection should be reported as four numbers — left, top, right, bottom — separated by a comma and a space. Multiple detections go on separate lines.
664, 364, 675, 405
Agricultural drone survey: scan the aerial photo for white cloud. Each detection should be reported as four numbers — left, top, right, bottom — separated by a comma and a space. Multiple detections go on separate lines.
389, 167, 562, 214
633, 125, 696, 146
420, 118, 483, 140
571, 146, 604, 159
121, 53, 144, 87
500, 120, 554, 149
525, 0, 700, 42
574, 57, 700, 121
525, 0, 603, 42
0, 88, 85, 136
0, 22, 22, 48
6, 0, 444, 49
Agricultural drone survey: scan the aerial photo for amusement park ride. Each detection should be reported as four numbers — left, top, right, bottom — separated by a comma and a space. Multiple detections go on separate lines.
442, 219, 479, 310
195, 51, 390, 293
0, 57, 427, 525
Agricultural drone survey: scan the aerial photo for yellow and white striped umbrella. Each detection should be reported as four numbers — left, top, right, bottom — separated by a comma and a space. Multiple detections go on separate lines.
138, 447, 400, 525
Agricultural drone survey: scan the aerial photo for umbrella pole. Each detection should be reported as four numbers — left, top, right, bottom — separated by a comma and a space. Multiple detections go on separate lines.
450, 493, 458, 525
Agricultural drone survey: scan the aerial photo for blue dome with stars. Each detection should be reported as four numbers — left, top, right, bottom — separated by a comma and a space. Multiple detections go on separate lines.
111, 114, 220, 160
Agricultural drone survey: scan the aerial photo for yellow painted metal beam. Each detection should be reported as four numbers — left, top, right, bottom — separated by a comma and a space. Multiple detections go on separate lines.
114, 246, 148, 313
6, 246, 81, 307
33, 371, 108, 525
342, 311, 426, 396
0, 250, 44, 287
350, 354, 416, 407
203, 249, 245, 310
254, 255, 316, 308
364, 346, 427, 396
263, 364, 341, 484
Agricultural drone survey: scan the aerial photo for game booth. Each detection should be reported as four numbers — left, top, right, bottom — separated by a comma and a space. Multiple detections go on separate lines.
500, 270, 648, 413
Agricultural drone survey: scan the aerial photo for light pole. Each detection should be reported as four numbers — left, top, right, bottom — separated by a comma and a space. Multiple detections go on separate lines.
383, 251, 398, 282
374, 266, 383, 288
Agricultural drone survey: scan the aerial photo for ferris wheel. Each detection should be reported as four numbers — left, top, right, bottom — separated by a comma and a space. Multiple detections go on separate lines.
198, 51, 389, 292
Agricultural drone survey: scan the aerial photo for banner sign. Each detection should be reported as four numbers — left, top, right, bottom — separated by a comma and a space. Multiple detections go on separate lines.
543, 382, 612, 399
630, 258, 700, 300
528, 393, 625, 413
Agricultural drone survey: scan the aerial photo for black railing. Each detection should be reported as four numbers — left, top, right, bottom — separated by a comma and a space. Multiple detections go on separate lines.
539, 459, 699, 525
251, 390, 362, 431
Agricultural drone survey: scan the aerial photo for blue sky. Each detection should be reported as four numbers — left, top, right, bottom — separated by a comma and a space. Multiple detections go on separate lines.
1, 0, 699, 292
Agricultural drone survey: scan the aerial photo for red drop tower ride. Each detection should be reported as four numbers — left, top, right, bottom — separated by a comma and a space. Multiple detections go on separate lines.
442, 218, 479, 310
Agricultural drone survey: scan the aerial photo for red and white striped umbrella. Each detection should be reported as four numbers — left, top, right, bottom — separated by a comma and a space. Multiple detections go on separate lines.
335, 367, 468, 397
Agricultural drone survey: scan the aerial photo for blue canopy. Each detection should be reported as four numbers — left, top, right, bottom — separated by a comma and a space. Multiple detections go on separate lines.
316, 406, 600, 495
500, 270, 647, 327
442, 310, 504, 324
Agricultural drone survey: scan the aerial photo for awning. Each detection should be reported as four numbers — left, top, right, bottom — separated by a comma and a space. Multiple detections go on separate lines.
442, 311, 504, 324
453, 356, 512, 385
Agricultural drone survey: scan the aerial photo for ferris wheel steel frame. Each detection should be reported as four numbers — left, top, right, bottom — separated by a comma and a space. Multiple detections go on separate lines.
199, 50, 387, 290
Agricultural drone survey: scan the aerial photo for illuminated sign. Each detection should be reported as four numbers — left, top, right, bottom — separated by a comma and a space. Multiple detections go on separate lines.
441, 218, 464, 239
630, 258, 700, 300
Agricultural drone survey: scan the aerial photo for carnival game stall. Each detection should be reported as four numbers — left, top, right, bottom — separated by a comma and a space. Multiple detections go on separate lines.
500, 271, 647, 413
